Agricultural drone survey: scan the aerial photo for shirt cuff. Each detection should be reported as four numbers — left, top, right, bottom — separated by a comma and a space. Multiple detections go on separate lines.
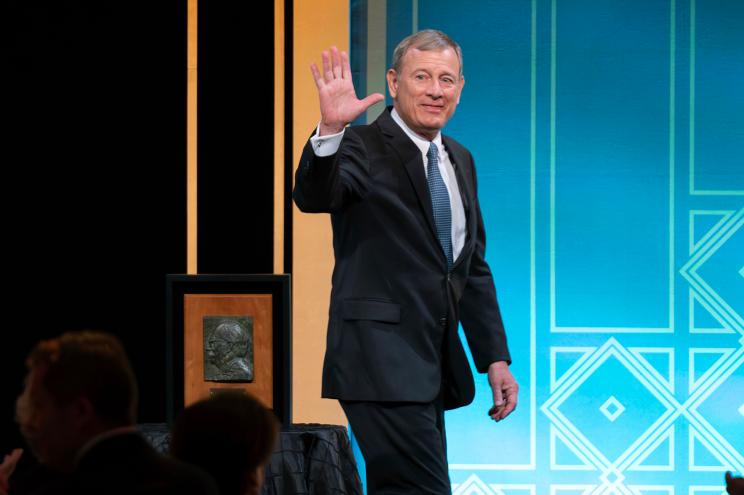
310, 124, 345, 157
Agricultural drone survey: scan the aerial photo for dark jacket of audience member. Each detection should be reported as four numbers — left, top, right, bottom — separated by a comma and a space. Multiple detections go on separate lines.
170, 392, 280, 495
12, 331, 218, 495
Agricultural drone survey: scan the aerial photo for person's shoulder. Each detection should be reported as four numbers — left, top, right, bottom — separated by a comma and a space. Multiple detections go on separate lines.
351, 108, 395, 138
347, 120, 377, 138
74, 433, 218, 495
154, 455, 220, 495
340, 121, 382, 153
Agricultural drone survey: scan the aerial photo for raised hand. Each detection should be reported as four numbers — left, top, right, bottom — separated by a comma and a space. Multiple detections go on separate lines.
310, 46, 384, 136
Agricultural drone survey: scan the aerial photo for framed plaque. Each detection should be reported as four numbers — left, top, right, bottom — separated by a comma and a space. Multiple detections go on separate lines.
166, 274, 291, 424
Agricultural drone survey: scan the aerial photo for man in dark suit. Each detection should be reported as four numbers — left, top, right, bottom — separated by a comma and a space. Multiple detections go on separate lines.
293, 30, 518, 494
12, 331, 217, 495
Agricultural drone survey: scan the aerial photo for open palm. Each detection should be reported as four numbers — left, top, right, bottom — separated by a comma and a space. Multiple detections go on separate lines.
311, 47, 384, 135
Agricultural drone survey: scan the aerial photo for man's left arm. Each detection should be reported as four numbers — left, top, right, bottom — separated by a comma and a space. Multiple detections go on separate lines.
458, 160, 518, 422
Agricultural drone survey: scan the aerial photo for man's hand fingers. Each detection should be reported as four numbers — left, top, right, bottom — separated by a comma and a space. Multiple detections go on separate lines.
341, 51, 351, 79
493, 382, 505, 408
359, 93, 385, 111
321, 50, 333, 83
499, 402, 516, 420
331, 47, 343, 79
498, 389, 518, 420
502, 382, 519, 419
314, 45, 375, 131
490, 384, 517, 421
310, 64, 323, 88
488, 368, 504, 420
489, 406, 502, 421
487, 361, 519, 423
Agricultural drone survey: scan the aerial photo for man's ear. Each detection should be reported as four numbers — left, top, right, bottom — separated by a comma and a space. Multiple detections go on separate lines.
456, 75, 465, 104
386, 69, 398, 99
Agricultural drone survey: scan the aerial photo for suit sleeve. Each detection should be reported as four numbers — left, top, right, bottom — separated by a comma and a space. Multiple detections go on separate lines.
293, 127, 370, 213
458, 155, 512, 372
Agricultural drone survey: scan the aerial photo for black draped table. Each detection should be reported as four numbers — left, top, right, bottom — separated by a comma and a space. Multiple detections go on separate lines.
139, 423, 363, 495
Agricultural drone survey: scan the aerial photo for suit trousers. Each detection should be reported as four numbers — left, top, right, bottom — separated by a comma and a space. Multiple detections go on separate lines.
340, 394, 451, 495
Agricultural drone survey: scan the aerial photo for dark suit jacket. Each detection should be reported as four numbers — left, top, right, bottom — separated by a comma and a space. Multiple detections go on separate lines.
293, 107, 511, 410
67, 432, 218, 495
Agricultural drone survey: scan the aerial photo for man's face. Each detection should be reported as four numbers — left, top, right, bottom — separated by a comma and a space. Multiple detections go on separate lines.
208, 334, 235, 366
386, 46, 464, 140
16, 367, 82, 472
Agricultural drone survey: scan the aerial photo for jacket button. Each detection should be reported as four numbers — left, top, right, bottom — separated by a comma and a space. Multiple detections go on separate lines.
439, 317, 447, 327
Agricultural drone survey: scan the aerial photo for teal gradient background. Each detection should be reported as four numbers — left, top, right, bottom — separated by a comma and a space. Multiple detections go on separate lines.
350, 1, 744, 493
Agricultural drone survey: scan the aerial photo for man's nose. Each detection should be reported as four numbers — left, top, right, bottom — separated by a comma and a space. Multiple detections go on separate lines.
425, 79, 443, 98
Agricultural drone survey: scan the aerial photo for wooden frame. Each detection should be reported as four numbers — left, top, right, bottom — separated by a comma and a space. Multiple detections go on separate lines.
166, 274, 291, 425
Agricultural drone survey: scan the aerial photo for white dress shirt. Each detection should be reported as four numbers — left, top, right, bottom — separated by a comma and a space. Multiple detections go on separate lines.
310, 109, 467, 261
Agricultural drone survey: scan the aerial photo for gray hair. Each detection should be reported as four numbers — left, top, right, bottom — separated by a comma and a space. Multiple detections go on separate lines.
213, 321, 248, 344
390, 29, 463, 77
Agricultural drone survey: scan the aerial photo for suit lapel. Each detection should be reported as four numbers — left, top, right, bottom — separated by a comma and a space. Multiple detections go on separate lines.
443, 136, 475, 268
375, 109, 439, 241
442, 136, 473, 219
374, 109, 476, 265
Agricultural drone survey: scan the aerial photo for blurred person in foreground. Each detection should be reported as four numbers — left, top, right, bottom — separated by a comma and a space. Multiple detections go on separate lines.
170, 391, 279, 495
11, 330, 217, 495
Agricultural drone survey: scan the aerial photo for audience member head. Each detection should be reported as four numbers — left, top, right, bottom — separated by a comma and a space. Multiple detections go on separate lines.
727, 471, 744, 495
15, 331, 138, 472
170, 391, 279, 495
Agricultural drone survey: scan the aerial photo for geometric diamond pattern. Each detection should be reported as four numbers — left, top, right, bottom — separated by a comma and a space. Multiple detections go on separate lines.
451, 475, 535, 495
542, 338, 682, 493
628, 425, 674, 471
680, 209, 744, 339
599, 396, 626, 422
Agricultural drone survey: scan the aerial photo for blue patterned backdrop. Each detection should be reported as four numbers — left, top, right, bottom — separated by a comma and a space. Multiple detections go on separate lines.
350, 0, 743, 493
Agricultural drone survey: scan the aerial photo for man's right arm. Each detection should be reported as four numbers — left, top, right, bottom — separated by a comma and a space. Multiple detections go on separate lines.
293, 46, 383, 213
293, 126, 369, 213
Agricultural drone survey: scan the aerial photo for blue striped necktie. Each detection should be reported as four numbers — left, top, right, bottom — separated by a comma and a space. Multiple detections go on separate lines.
426, 142, 453, 269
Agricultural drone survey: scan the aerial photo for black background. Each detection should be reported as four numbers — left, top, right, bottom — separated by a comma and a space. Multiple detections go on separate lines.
2, 0, 275, 453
